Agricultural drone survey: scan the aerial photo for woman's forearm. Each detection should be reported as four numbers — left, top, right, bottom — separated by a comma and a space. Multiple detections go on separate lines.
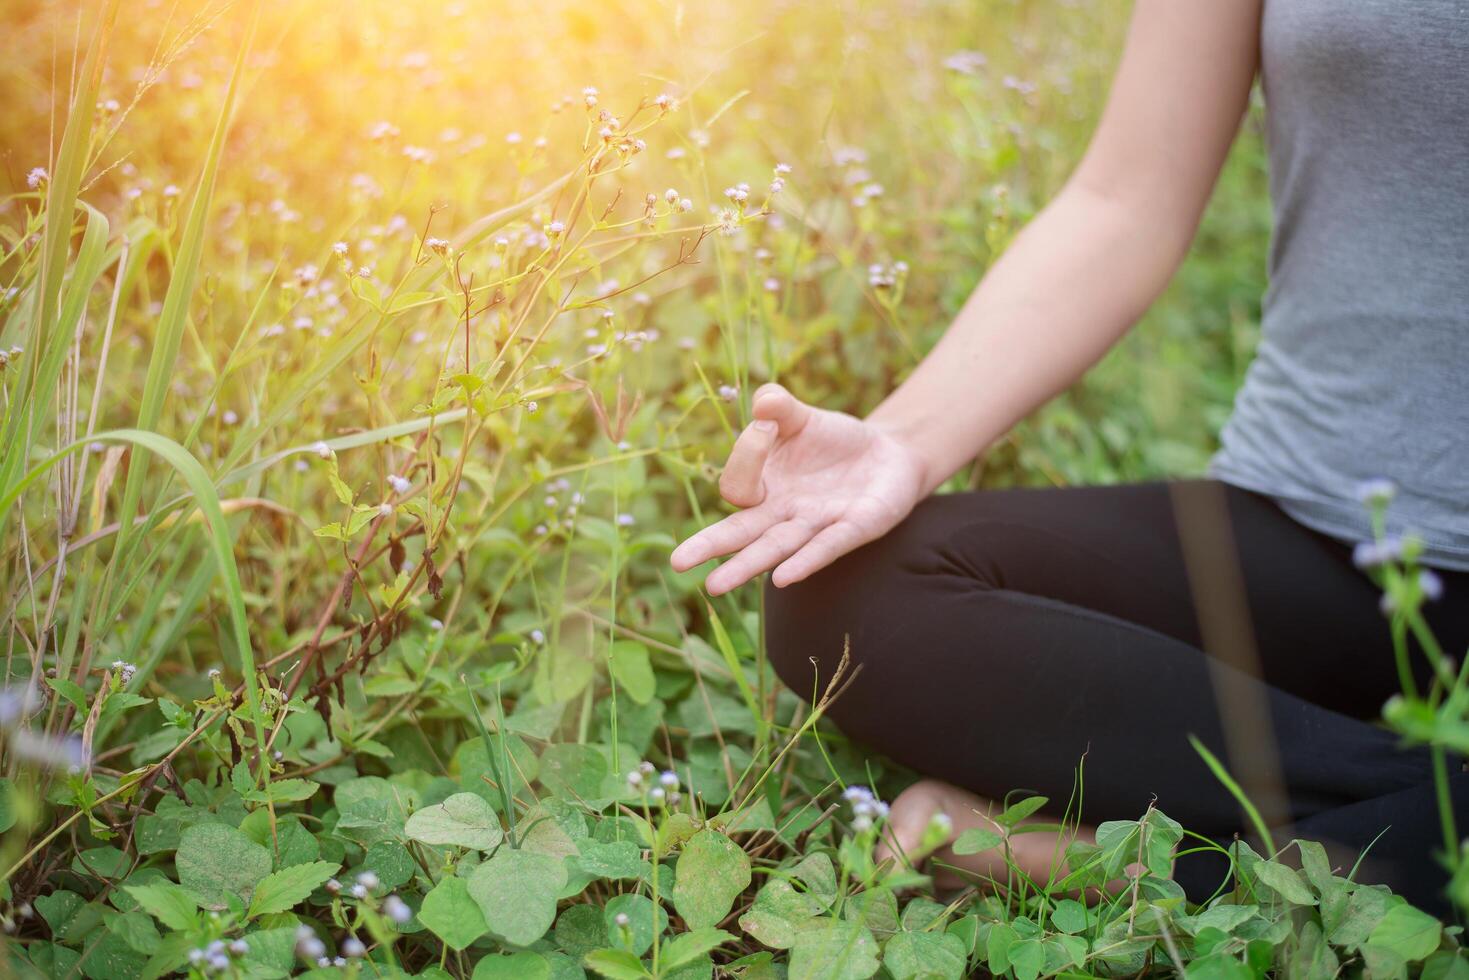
867, 181, 1196, 495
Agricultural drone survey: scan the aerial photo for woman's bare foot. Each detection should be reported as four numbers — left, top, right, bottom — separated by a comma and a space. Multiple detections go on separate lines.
874, 778, 1097, 891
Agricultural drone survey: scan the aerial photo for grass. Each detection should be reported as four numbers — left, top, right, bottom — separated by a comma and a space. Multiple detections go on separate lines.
1, 0, 1464, 977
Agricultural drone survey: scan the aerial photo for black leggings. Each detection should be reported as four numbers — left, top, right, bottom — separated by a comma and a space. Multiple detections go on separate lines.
765, 481, 1469, 913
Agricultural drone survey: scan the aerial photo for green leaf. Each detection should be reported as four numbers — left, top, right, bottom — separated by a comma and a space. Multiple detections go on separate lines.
788, 919, 880, 980
604, 894, 668, 958
1009, 938, 1045, 980
1253, 861, 1318, 906
0, 778, 15, 834
661, 928, 735, 970
468, 847, 568, 946
123, 883, 199, 931
418, 875, 489, 951
248, 860, 339, 917
986, 921, 1017, 974
243, 778, 320, 805
672, 830, 751, 929
572, 839, 646, 881
1367, 903, 1443, 962
405, 793, 505, 850
1050, 898, 1088, 935
539, 743, 611, 802
473, 952, 552, 980
108, 910, 162, 955
175, 823, 272, 910
996, 796, 1048, 827
882, 931, 969, 980
609, 641, 657, 705
583, 949, 650, 980
739, 879, 822, 949
1185, 953, 1256, 980
952, 828, 1003, 855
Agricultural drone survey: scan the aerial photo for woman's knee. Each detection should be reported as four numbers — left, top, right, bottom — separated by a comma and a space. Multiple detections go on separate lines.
762, 513, 938, 703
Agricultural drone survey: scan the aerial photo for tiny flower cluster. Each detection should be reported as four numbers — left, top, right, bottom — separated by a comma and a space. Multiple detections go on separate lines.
111, 660, 137, 685
867, 260, 908, 290
625, 760, 682, 807
843, 785, 890, 832
186, 938, 249, 974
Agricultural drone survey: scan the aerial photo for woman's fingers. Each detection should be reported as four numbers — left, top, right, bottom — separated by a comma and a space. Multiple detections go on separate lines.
770, 518, 874, 588
752, 382, 813, 437
718, 419, 778, 507
705, 518, 817, 596
670, 505, 778, 572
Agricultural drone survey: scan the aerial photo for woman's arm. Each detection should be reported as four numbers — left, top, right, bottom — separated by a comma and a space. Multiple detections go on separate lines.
870, 0, 1262, 493
673, 0, 1264, 594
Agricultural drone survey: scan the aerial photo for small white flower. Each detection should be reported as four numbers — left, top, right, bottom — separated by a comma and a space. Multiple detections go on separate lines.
333, 241, 349, 255
313, 441, 333, 459
659, 770, 679, 790
717, 384, 739, 402
1421, 569, 1444, 602
616, 513, 635, 527
378, 502, 394, 518
614, 912, 630, 927
1356, 479, 1397, 507
383, 894, 413, 924
530, 628, 546, 644
342, 937, 366, 958
26, 167, 47, 189
387, 474, 412, 495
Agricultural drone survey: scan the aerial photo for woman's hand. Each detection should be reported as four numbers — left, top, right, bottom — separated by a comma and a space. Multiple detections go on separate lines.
670, 383, 928, 596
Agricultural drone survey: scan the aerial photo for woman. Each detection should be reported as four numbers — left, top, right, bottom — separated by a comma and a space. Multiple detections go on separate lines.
671, 0, 1469, 910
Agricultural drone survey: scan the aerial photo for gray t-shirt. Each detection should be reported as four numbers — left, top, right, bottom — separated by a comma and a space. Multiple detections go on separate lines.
1209, 0, 1469, 569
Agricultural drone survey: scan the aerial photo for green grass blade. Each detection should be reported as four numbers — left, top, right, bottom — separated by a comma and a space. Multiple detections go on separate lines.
2, 429, 269, 784
112, 0, 261, 566
0, 1, 120, 495
1189, 734, 1277, 858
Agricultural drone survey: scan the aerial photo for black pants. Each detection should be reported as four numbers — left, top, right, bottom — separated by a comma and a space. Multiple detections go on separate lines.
765, 481, 1469, 913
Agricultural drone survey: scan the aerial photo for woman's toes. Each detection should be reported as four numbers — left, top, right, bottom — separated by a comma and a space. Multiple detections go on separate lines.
875, 779, 984, 869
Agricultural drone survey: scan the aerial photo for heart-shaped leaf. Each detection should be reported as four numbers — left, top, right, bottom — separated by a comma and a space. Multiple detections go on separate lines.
405, 793, 504, 851
175, 823, 271, 910
672, 830, 750, 929
418, 875, 488, 951
468, 847, 568, 946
